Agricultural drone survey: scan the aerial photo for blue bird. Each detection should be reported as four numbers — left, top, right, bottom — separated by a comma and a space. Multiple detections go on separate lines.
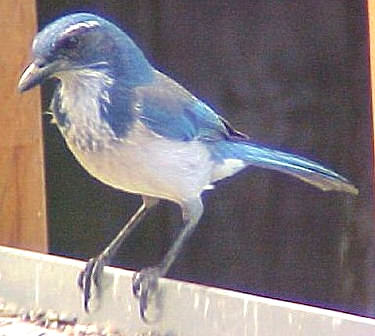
18, 13, 358, 320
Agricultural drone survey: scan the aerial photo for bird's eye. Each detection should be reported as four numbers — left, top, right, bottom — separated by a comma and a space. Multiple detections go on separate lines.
57, 36, 79, 50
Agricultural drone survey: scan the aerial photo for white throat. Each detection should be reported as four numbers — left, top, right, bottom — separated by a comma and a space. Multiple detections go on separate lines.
57, 68, 114, 122
55, 68, 116, 151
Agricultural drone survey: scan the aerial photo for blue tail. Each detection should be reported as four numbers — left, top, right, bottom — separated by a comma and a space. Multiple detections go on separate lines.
211, 140, 358, 194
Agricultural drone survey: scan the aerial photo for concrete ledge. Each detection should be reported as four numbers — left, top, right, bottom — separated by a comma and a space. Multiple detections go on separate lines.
0, 245, 373, 335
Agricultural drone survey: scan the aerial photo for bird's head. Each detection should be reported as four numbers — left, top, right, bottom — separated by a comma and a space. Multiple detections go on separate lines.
18, 13, 152, 92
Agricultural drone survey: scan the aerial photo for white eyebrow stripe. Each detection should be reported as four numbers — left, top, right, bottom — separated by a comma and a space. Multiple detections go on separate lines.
62, 20, 100, 35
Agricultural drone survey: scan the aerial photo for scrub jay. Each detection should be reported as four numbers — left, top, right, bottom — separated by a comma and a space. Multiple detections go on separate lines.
18, 13, 358, 321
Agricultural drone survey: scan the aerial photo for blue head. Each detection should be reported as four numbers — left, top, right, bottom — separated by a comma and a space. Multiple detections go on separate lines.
18, 13, 152, 92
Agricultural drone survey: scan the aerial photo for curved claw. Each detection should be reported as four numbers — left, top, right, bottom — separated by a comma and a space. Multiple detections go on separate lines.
132, 266, 161, 321
78, 258, 95, 312
77, 257, 105, 312
132, 271, 142, 298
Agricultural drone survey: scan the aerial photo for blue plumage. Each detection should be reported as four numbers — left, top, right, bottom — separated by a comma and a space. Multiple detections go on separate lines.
209, 140, 357, 193
18, 13, 358, 321
135, 71, 237, 141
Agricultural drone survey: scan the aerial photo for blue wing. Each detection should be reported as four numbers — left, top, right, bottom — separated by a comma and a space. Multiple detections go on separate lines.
134, 71, 247, 141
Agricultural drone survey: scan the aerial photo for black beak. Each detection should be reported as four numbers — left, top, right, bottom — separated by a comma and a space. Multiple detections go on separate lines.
18, 60, 50, 92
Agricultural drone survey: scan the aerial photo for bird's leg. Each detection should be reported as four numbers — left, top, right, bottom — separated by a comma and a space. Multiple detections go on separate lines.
78, 196, 159, 312
132, 198, 203, 321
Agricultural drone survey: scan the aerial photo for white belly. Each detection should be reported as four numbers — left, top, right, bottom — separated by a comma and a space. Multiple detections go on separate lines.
63, 121, 214, 204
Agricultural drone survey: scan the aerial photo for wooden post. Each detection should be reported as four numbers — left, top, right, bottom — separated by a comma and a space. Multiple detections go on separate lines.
369, 0, 375, 180
0, 1, 47, 252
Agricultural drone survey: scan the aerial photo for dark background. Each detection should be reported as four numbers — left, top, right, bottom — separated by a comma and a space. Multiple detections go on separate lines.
36, 1, 374, 317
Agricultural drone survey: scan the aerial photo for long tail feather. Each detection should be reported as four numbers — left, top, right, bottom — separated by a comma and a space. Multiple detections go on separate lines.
212, 140, 358, 195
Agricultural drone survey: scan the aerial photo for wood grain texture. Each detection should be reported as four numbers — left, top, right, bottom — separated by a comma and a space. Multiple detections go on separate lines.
369, 0, 375, 183
0, 1, 47, 252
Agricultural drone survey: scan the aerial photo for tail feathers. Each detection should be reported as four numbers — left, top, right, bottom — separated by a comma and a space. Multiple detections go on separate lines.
212, 141, 358, 195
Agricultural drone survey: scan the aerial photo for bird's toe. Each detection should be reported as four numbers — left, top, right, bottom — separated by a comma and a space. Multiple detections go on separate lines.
77, 256, 105, 312
132, 266, 162, 321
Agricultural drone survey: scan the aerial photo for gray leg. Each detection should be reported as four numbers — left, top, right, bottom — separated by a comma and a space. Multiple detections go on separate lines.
132, 197, 204, 321
78, 196, 159, 312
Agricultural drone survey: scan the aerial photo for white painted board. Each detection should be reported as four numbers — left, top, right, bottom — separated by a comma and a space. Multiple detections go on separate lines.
0, 245, 373, 335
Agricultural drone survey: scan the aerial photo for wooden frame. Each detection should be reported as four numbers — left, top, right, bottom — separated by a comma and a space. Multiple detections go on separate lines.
0, 1, 47, 252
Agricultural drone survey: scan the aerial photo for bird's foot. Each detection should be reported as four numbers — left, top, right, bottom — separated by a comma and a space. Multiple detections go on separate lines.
77, 255, 107, 312
132, 266, 163, 322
